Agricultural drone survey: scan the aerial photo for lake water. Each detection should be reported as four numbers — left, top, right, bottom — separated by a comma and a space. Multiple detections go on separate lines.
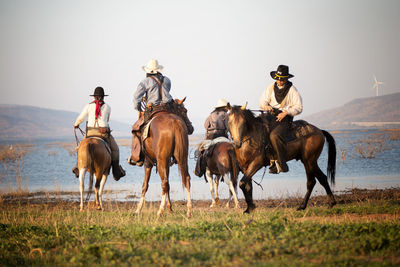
1, 129, 400, 202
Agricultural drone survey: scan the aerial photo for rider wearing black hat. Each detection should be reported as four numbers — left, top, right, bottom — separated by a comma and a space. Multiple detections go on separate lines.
259, 65, 303, 173
72, 87, 126, 180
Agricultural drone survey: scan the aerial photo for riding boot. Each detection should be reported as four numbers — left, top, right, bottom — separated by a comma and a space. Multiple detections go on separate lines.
130, 132, 144, 166
112, 161, 126, 181
194, 150, 206, 177
270, 123, 289, 174
269, 163, 278, 174
72, 166, 79, 178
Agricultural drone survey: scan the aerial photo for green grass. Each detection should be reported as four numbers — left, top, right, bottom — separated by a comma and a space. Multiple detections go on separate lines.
1, 189, 400, 266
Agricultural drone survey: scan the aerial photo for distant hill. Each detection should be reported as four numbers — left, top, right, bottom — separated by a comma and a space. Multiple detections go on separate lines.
302, 92, 400, 129
0, 105, 131, 140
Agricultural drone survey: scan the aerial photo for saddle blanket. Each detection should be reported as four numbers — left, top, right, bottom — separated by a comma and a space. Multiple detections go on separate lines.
200, 136, 232, 151
87, 136, 112, 155
142, 117, 157, 141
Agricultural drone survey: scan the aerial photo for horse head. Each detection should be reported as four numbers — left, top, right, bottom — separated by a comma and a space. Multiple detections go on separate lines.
174, 97, 194, 134
227, 102, 249, 148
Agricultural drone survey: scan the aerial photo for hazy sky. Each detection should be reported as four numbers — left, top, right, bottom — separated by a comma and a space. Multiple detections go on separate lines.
1, 0, 399, 132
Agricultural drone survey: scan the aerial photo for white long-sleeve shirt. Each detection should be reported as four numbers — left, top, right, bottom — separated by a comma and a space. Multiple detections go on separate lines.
74, 102, 111, 127
259, 83, 303, 116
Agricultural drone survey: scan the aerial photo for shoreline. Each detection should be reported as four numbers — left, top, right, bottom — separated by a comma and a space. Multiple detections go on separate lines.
2, 187, 399, 210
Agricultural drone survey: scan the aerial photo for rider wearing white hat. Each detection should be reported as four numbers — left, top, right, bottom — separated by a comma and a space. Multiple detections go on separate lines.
194, 99, 230, 177
131, 59, 174, 166
133, 59, 173, 110
204, 98, 230, 140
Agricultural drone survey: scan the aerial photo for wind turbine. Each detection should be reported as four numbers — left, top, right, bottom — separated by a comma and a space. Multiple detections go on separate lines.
372, 75, 384, 96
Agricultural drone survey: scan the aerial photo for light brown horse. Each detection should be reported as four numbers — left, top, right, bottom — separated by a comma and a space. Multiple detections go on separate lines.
77, 137, 111, 211
227, 103, 337, 213
129, 99, 192, 217
203, 142, 240, 208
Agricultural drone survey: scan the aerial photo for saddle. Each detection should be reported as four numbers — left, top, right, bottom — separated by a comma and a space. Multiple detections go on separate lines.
86, 127, 111, 148
260, 112, 319, 166
260, 112, 317, 143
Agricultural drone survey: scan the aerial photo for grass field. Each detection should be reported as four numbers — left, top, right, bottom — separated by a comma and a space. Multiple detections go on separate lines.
1, 188, 400, 266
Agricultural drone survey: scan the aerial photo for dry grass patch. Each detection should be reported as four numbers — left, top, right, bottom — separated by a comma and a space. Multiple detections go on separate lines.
296, 213, 400, 224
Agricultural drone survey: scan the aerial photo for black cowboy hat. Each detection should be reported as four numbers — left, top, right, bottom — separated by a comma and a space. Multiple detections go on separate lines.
90, 86, 108, 97
270, 65, 294, 81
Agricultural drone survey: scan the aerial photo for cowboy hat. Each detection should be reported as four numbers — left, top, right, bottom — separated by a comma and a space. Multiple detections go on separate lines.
90, 86, 108, 97
142, 59, 164, 74
215, 98, 229, 109
270, 65, 294, 81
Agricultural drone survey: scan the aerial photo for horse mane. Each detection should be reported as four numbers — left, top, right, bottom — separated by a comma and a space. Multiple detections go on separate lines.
231, 106, 263, 130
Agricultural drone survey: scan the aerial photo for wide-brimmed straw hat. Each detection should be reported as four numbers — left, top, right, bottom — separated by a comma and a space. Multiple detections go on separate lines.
215, 98, 229, 109
270, 65, 294, 81
142, 59, 164, 74
90, 86, 108, 97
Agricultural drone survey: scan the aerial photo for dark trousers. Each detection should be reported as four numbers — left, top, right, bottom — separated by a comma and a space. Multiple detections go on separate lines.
269, 116, 292, 166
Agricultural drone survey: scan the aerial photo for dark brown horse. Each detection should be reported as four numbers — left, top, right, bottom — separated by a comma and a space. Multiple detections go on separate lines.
203, 141, 240, 208
129, 98, 192, 217
227, 103, 337, 213
77, 137, 111, 211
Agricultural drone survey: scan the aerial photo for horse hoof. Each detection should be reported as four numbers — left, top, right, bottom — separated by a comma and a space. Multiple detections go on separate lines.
296, 206, 306, 211
328, 201, 337, 209
80, 209, 84, 212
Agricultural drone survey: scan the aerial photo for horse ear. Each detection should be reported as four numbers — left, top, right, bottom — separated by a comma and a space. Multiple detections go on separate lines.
241, 102, 248, 110
226, 102, 232, 111
176, 97, 186, 105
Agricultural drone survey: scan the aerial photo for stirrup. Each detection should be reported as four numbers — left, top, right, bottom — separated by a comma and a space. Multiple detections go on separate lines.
72, 167, 79, 178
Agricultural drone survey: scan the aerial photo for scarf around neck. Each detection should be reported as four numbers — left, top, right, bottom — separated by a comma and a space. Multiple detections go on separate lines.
92, 100, 104, 119
273, 81, 292, 104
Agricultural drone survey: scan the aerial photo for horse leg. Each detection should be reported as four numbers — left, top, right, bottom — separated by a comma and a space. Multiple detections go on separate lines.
206, 169, 216, 208
239, 175, 255, 213
135, 165, 152, 214
226, 172, 239, 209
298, 164, 317, 210
79, 168, 87, 212
94, 174, 101, 210
157, 160, 170, 217
315, 166, 337, 208
179, 163, 192, 218
214, 175, 220, 205
97, 174, 108, 211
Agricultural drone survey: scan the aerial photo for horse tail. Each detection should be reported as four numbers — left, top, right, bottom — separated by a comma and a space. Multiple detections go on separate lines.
87, 143, 96, 175
322, 130, 336, 186
228, 148, 239, 184
175, 123, 190, 188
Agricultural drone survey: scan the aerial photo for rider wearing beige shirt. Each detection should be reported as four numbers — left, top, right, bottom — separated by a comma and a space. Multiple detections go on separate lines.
259, 65, 303, 174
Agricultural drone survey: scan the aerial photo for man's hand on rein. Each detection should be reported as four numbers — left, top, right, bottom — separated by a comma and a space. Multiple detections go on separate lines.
276, 111, 288, 122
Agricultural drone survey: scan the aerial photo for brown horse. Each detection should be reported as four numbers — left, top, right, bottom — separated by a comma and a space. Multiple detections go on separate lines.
203, 141, 240, 208
227, 103, 337, 213
129, 99, 192, 217
77, 137, 111, 211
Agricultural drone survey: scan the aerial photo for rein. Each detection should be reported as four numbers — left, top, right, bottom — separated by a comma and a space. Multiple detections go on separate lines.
74, 126, 85, 147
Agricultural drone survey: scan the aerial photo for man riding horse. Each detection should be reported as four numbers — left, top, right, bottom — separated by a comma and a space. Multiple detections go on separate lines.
259, 65, 303, 174
194, 98, 230, 177
131, 59, 193, 166
72, 86, 126, 181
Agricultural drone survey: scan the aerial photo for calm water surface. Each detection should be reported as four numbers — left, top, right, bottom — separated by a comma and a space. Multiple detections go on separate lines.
1, 129, 399, 201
